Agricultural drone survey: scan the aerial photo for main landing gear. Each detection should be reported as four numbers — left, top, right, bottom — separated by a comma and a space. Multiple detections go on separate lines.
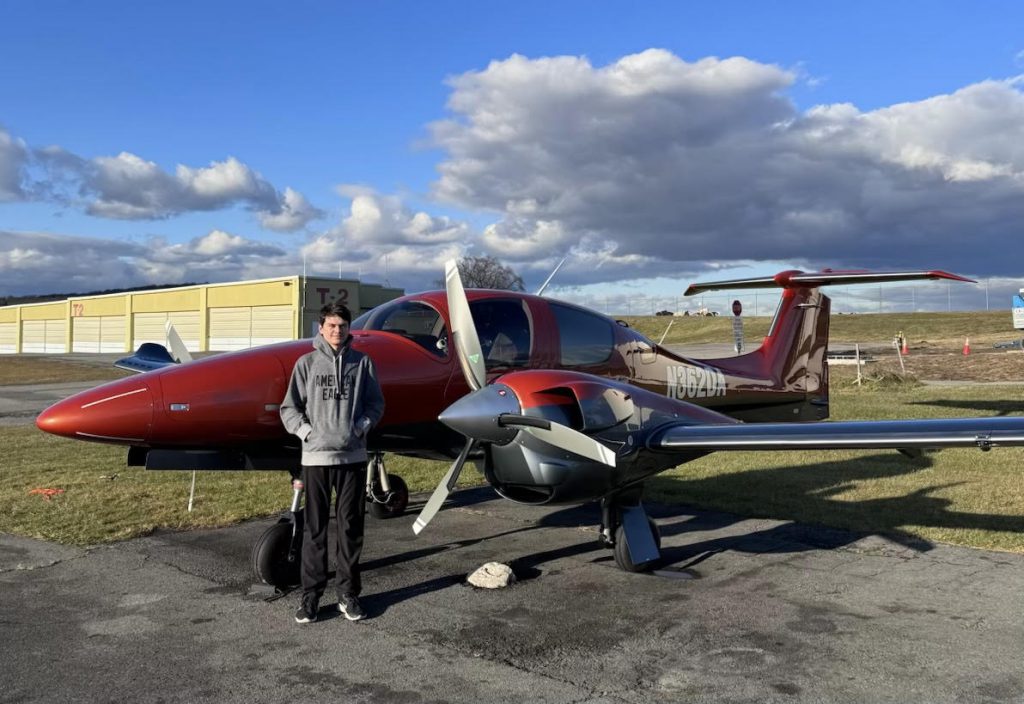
251, 453, 410, 589
366, 452, 410, 519
598, 487, 662, 573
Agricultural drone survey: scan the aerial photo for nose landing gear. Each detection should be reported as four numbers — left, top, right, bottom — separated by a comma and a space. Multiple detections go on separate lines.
251, 454, 410, 589
251, 472, 305, 589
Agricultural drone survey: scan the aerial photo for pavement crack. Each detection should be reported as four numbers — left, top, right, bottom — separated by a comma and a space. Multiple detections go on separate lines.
0, 548, 91, 574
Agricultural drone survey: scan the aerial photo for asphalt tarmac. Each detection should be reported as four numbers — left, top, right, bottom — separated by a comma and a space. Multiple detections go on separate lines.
3, 487, 1024, 704
4, 355, 1024, 702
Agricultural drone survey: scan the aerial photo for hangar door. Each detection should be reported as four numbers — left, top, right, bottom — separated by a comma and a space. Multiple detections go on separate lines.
72, 316, 126, 353
0, 323, 16, 354
208, 305, 293, 351
133, 312, 201, 351
22, 320, 66, 353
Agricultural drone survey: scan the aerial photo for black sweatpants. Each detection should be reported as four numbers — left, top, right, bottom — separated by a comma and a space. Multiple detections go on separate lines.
300, 462, 367, 600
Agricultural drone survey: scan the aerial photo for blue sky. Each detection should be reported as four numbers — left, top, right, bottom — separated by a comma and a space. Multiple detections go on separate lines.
2, 1, 1023, 313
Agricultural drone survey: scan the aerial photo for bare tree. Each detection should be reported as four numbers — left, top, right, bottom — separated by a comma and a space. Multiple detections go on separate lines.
436, 256, 525, 291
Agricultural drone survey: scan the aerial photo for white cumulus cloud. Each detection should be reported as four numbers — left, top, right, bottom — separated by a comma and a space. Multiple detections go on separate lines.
299, 189, 472, 287
431, 50, 1024, 280
0, 229, 295, 296
1, 129, 323, 232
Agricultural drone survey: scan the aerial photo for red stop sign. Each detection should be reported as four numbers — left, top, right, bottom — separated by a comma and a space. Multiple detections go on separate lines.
732, 300, 742, 316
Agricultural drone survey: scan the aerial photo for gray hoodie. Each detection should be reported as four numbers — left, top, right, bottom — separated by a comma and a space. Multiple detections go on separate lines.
280, 334, 385, 466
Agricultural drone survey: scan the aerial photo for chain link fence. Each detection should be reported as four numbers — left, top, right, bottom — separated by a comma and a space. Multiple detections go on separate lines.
558, 279, 1016, 317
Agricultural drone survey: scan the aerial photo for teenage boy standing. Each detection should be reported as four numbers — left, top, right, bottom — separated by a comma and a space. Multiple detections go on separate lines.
281, 302, 385, 623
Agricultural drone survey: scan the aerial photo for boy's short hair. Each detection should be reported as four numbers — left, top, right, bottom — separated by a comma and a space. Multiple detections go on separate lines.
319, 302, 352, 325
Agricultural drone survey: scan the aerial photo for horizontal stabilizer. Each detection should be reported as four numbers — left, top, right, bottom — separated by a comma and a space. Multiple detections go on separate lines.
114, 343, 179, 374
649, 416, 1024, 452
684, 269, 974, 296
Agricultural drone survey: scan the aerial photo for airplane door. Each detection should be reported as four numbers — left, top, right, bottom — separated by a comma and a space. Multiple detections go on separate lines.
626, 338, 660, 387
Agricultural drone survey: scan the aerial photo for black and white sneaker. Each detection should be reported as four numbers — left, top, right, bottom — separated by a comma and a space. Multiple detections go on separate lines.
294, 594, 319, 624
338, 595, 365, 621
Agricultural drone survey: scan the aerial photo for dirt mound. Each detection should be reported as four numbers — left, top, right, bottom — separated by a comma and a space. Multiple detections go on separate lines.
835, 345, 1024, 383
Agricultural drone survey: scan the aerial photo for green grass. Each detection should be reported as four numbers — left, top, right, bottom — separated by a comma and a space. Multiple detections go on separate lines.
0, 427, 450, 545
4, 382, 1024, 552
620, 310, 1016, 348
648, 383, 1024, 552
0, 356, 131, 385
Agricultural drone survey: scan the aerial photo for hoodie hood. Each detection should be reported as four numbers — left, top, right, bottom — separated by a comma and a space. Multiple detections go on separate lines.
313, 332, 352, 358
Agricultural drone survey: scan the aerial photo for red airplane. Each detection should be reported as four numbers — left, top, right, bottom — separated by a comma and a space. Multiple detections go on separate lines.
35, 262, 1024, 583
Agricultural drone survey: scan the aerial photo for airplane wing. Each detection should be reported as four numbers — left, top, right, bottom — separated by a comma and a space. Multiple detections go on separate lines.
113, 323, 191, 374
114, 343, 180, 374
646, 416, 1024, 452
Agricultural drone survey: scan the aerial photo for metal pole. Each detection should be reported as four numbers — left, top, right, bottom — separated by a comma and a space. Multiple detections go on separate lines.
658, 318, 674, 345
187, 471, 197, 512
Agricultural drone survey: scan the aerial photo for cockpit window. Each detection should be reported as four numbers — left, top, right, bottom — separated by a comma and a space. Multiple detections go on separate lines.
468, 299, 533, 370
351, 300, 448, 357
551, 302, 613, 366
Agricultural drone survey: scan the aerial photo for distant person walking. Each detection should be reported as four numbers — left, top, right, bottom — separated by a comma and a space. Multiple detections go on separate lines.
280, 302, 385, 623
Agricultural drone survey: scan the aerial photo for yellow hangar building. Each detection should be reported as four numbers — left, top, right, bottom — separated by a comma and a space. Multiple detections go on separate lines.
0, 276, 404, 355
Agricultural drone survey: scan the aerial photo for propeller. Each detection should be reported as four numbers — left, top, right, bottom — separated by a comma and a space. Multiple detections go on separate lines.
445, 259, 486, 391
165, 321, 194, 364
412, 439, 475, 534
507, 417, 618, 466
411, 261, 617, 535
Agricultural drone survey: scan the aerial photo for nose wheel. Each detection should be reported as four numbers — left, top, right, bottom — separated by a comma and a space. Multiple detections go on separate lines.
252, 473, 305, 589
251, 519, 301, 588
252, 455, 409, 588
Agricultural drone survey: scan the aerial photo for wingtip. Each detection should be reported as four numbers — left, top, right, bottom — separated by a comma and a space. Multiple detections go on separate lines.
930, 270, 976, 284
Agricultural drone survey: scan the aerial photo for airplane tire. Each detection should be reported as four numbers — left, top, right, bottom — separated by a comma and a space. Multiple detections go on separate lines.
369, 474, 409, 519
612, 518, 661, 573
251, 520, 301, 588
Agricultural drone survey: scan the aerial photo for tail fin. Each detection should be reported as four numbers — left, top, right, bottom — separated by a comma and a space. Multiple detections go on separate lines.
686, 269, 972, 421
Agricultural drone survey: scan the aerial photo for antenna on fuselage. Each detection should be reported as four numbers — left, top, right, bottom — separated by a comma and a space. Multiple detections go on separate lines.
535, 256, 567, 296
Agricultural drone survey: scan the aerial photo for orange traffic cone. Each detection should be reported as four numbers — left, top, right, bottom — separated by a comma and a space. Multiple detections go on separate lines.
901, 338, 909, 356
963, 337, 970, 356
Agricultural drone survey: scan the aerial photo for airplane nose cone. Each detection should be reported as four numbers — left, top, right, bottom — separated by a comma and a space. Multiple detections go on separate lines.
36, 378, 155, 443
438, 383, 522, 444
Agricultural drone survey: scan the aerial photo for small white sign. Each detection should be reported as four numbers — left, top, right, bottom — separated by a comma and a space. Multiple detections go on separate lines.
732, 316, 744, 354
1014, 295, 1024, 330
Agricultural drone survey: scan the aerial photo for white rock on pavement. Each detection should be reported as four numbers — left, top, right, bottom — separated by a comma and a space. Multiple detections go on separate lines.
467, 561, 516, 589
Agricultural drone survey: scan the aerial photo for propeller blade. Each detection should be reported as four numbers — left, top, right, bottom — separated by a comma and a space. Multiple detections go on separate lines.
499, 414, 616, 467
165, 321, 193, 364
445, 259, 486, 391
412, 439, 475, 535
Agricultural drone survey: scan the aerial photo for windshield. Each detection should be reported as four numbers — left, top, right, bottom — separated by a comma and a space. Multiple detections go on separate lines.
351, 300, 448, 357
